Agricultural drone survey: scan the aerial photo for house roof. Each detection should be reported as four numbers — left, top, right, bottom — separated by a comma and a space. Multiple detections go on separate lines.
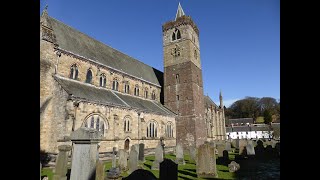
54, 75, 175, 116
228, 118, 254, 125
47, 15, 162, 86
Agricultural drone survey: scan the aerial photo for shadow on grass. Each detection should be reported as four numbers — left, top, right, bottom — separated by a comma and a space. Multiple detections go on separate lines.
178, 170, 197, 178
178, 175, 194, 180
184, 168, 196, 173
144, 163, 152, 170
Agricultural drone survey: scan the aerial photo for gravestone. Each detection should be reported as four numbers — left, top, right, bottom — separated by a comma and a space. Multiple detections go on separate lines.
196, 143, 218, 178
275, 142, 280, 156
225, 142, 231, 151
95, 160, 105, 180
134, 144, 140, 156
122, 169, 157, 180
175, 144, 185, 165
239, 139, 248, 155
235, 139, 240, 149
189, 146, 196, 163
151, 144, 164, 170
216, 144, 225, 158
128, 146, 139, 174
271, 140, 277, 148
223, 150, 229, 161
160, 159, 178, 180
112, 147, 117, 168
228, 161, 240, 172
53, 145, 72, 180
246, 143, 255, 156
118, 149, 128, 171
138, 143, 145, 162
255, 140, 265, 158
70, 128, 102, 180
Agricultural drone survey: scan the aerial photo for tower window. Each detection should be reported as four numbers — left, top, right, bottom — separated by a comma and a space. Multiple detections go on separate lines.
144, 89, 148, 99
176, 95, 180, 100
85, 69, 93, 84
172, 28, 181, 41
151, 91, 156, 100
70, 64, 78, 80
176, 74, 180, 83
194, 50, 198, 59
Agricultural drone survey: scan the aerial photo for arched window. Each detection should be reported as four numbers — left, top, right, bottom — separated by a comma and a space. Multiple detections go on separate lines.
166, 122, 174, 138
147, 120, 157, 138
70, 64, 78, 80
124, 82, 130, 94
151, 91, 156, 100
83, 114, 107, 136
99, 74, 106, 87
144, 88, 148, 99
85, 69, 93, 84
112, 78, 119, 91
172, 28, 181, 41
134, 85, 139, 96
124, 116, 131, 132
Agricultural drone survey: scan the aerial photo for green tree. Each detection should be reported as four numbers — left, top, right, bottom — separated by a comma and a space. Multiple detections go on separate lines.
263, 109, 272, 124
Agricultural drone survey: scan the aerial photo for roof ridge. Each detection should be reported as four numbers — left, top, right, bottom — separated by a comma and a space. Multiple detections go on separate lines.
48, 16, 163, 74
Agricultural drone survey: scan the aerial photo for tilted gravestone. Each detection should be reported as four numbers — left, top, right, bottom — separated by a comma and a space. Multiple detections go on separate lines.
196, 143, 218, 178
175, 144, 185, 165
216, 144, 225, 158
118, 149, 128, 171
53, 145, 72, 180
138, 143, 145, 162
160, 158, 178, 180
151, 143, 164, 170
69, 127, 102, 180
128, 145, 139, 174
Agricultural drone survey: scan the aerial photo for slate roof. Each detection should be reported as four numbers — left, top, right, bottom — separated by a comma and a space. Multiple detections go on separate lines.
226, 125, 271, 132
48, 16, 162, 86
54, 75, 175, 116
204, 95, 219, 109
228, 118, 254, 124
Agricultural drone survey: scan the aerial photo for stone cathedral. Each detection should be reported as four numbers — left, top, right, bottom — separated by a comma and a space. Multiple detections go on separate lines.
40, 3, 226, 154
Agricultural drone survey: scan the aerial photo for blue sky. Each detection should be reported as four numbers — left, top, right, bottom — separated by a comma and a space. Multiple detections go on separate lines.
40, 0, 279, 107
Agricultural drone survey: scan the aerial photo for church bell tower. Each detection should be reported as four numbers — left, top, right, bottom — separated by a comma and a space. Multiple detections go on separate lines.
162, 3, 207, 147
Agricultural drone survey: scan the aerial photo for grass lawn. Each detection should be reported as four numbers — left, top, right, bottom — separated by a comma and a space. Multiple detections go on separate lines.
41, 150, 237, 180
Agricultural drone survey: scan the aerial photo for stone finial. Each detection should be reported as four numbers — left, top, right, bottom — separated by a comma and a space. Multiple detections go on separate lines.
175, 2, 185, 20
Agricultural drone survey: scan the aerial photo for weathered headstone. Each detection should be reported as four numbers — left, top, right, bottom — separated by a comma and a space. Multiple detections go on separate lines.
196, 143, 218, 178
112, 147, 117, 168
53, 145, 72, 180
175, 144, 185, 165
235, 139, 240, 149
118, 149, 128, 171
95, 160, 105, 180
70, 128, 102, 180
189, 146, 196, 163
239, 139, 248, 155
228, 161, 240, 172
160, 159, 178, 180
128, 146, 139, 174
151, 144, 164, 170
216, 144, 225, 158
246, 143, 255, 156
225, 142, 231, 151
138, 143, 145, 162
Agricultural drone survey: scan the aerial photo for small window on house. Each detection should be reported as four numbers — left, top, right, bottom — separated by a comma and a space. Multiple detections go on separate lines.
112, 79, 119, 91
85, 69, 93, 84
70, 64, 78, 80
176, 74, 180, 84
